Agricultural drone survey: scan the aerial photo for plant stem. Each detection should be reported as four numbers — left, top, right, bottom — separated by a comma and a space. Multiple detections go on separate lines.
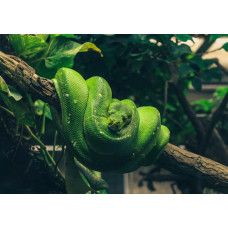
0, 105, 14, 116
41, 103, 47, 136
52, 130, 58, 158
25, 125, 64, 179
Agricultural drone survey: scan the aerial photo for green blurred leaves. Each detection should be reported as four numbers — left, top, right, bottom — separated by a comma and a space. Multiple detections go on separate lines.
192, 99, 213, 112
191, 78, 202, 91
175, 34, 194, 42
169, 42, 192, 59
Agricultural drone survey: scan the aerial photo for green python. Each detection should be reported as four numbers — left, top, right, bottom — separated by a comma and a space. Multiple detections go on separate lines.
52, 68, 170, 173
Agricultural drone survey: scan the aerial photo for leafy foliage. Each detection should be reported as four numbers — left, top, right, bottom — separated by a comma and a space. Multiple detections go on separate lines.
9, 34, 102, 79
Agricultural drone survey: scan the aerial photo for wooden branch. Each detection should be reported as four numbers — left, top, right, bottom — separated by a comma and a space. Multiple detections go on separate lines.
0, 51, 59, 107
1, 51, 228, 193
157, 144, 228, 193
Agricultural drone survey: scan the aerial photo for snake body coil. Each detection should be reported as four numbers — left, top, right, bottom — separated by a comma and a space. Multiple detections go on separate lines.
52, 68, 170, 173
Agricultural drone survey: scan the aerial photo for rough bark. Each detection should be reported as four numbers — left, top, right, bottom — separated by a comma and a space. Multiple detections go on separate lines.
1, 51, 228, 193
0, 51, 59, 107
157, 144, 228, 193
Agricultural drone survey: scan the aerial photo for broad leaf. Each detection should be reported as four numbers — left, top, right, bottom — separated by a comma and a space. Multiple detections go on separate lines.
44, 37, 102, 70
190, 56, 214, 71
0, 76, 22, 101
34, 99, 52, 120
178, 63, 194, 78
35, 34, 49, 41
65, 149, 90, 194
175, 34, 193, 42
9, 34, 48, 58
191, 77, 202, 91
169, 42, 192, 59
0, 93, 35, 126
200, 67, 222, 82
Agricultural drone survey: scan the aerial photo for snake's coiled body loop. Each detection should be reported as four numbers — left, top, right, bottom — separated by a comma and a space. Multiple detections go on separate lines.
52, 68, 170, 173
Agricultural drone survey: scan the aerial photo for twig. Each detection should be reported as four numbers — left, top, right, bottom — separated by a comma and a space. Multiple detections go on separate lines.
195, 47, 222, 56
195, 35, 216, 55
52, 130, 58, 158
212, 58, 228, 75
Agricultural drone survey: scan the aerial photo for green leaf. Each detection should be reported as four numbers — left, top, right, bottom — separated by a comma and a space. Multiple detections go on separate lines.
191, 77, 202, 91
50, 34, 75, 39
9, 34, 48, 58
60, 34, 75, 38
44, 37, 102, 71
169, 42, 192, 59
200, 67, 222, 82
222, 42, 228, 52
74, 159, 109, 191
190, 56, 214, 71
209, 34, 228, 42
34, 99, 52, 120
0, 76, 22, 101
192, 99, 213, 112
175, 34, 193, 42
0, 92, 35, 126
65, 150, 90, 194
178, 63, 194, 78
34, 34, 49, 41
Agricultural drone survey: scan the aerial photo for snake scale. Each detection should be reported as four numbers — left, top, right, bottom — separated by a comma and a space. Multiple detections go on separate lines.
52, 68, 170, 173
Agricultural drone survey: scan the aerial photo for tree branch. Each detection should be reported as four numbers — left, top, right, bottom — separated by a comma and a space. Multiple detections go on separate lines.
157, 144, 228, 193
0, 51, 59, 107
1, 51, 228, 193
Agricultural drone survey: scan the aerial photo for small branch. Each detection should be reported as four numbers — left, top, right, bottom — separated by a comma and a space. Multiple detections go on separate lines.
212, 58, 228, 75
195, 47, 222, 56
195, 35, 216, 55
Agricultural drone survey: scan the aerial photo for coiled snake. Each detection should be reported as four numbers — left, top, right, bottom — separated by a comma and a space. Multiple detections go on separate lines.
52, 68, 170, 173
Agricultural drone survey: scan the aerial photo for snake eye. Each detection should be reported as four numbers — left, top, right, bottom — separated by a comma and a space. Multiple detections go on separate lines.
108, 111, 113, 116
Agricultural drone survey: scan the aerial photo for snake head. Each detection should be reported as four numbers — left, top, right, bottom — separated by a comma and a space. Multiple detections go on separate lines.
107, 102, 132, 132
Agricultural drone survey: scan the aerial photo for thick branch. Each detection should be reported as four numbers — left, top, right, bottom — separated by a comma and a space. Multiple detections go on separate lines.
0, 51, 59, 107
157, 144, 228, 193
1, 51, 228, 193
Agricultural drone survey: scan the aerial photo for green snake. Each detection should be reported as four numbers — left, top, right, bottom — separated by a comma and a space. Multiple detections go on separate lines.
52, 68, 170, 173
